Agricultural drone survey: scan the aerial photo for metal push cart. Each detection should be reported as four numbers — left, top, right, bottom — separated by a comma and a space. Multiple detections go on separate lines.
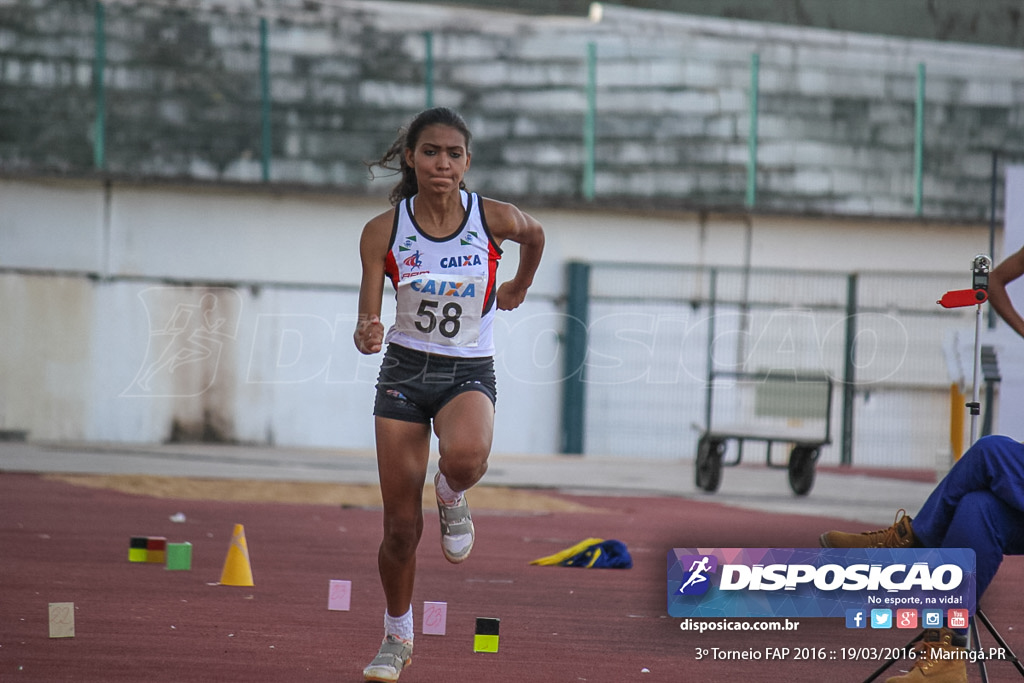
694, 370, 834, 496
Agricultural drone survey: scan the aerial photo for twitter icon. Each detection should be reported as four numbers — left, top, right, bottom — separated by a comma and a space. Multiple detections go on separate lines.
871, 609, 893, 629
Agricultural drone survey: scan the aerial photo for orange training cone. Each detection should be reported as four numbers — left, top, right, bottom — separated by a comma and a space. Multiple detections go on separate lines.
219, 523, 254, 586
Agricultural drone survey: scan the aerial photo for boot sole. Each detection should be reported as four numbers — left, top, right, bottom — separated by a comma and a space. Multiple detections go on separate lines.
364, 658, 410, 682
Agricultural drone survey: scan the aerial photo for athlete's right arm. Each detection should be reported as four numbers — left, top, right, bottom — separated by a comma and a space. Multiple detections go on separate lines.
989, 245, 1024, 340
353, 212, 392, 355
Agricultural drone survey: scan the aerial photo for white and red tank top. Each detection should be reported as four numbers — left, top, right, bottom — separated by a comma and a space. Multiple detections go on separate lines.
383, 190, 502, 357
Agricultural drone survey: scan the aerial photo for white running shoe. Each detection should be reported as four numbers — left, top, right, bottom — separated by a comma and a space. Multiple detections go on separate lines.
434, 472, 474, 563
363, 634, 413, 682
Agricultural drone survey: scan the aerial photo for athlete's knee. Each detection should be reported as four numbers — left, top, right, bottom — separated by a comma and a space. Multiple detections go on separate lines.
381, 515, 423, 560
439, 454, 488, 491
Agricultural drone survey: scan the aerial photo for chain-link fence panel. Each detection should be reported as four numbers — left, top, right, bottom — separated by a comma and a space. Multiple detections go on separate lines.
579, 262, 977, 469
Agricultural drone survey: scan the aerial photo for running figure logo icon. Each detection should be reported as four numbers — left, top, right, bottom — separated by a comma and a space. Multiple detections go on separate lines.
122, 287, 241, 398
402, 250, 423, 268
677, 555, 718, 596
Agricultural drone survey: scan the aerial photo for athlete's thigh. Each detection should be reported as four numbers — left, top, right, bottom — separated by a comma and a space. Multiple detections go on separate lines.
433, 389, 495, 464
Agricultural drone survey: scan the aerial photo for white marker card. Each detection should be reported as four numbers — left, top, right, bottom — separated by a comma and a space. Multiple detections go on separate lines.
327, 580, 351, 611
423, 601, 447, 635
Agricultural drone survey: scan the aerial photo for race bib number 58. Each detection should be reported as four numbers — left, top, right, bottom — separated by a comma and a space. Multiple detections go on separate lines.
394, 274, 485, 348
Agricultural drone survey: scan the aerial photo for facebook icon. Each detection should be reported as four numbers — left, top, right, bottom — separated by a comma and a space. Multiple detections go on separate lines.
846, 609, 867, 629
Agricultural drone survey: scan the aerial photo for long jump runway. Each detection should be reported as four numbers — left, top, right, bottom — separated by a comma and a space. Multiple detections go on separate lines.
2, 471, 1022, 682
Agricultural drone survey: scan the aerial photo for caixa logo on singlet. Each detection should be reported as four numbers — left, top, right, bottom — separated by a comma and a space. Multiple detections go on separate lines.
677, 554, 718, 595
440, 254, 482, 268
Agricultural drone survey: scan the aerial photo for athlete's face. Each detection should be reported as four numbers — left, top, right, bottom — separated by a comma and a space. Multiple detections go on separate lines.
406, 124, 471, 195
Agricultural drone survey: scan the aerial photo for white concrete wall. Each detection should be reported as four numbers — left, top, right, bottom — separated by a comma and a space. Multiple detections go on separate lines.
0, 178, 569, 452
0, 176, 991, 463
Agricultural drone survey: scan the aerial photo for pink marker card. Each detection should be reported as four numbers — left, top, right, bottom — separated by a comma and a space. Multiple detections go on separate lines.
328, 580, 351, 611
422, 601, 447, 636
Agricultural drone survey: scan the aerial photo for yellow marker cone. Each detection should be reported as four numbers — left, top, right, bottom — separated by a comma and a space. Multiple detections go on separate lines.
219, 524, 254, 586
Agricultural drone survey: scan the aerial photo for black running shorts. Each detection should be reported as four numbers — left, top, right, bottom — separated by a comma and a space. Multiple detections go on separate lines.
373, 343, 497, 424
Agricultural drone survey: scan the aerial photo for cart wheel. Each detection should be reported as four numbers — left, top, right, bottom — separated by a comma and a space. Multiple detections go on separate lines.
788, 446, 817, 496
695, 437, 725, 493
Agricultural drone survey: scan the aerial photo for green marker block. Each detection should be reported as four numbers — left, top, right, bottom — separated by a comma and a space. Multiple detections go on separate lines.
473, 617, 500, 653
166, 542, 193, 571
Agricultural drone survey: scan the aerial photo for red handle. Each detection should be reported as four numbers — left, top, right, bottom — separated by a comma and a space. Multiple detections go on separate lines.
937, 288, 988, 308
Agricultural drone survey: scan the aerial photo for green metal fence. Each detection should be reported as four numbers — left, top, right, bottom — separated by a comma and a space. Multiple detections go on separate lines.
1, 1, 1021, 219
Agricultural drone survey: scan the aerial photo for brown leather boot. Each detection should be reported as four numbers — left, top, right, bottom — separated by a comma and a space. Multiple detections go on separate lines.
884, 628, 968, 683
819, 509, 917, 548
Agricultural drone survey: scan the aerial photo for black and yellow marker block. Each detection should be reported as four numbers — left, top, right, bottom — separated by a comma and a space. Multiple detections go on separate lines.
473, 617, 500, 653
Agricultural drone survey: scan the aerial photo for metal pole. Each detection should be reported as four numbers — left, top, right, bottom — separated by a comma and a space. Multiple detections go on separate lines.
583, 42, 597, 201
971, 304, 983, 445
260, 17, 271, 182
704, 268, 718, 431
424, 31, 434, 108
561, 261, 591, 454
988, 151, 998, 329
746, 53, 760, 208
841, 273, 858, 466
93, 1, 106, 171
984, 154, 999, 435
914, 62, 925, 216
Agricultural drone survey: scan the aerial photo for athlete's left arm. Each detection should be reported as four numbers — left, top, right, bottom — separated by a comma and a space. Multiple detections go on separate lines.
485, 199, 545, 311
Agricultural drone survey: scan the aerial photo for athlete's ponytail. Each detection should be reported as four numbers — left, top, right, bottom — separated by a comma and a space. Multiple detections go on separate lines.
368, 107, 472, 206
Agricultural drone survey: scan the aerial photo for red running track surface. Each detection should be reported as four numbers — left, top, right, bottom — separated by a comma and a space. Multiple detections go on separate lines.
2, 472, 1021, 682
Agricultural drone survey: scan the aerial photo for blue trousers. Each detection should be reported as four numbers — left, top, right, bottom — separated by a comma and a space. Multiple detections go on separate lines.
913, 435, 1024, 598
